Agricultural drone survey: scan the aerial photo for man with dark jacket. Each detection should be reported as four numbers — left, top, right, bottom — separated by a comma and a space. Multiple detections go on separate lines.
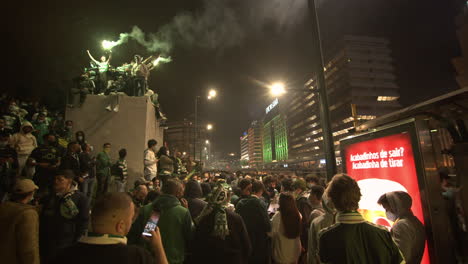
232, 178, 252, 206
189, 181, 252, 264
235, 179, 271, 264
129, 179, 193, 264
184, 179, 207, 220
39, 170, 89, 263
60, 142, 82, 183
293, 178, 313, 264
29, 133, 61, 198
79, 143, 95, 205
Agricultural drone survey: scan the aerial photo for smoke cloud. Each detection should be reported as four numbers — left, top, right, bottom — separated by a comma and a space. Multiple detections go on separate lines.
108, 0, 310, 53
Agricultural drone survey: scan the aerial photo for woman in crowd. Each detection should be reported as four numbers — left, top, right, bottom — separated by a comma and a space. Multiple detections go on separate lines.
270, 193, 302, 264
378, 191, 426, 264
75, 131, 87, 148
156, 146, 174, 184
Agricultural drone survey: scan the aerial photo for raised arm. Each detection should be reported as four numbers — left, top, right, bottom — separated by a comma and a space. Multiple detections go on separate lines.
142, 55, 155, 64
86, 50, 99, 64
106, 51, 112, 63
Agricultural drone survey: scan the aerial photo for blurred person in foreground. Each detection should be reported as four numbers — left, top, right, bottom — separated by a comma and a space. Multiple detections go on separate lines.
0, 179, 39, 264
51, 192, 168, 264
378, 191, 426, 264
318, 174, 404, 264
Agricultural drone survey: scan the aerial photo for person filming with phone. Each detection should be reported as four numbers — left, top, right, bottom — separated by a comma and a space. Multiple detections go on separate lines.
51, 192, 168, 264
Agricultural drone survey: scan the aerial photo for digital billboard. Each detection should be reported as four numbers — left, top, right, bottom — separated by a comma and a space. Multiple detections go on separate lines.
342, 131, 429, 263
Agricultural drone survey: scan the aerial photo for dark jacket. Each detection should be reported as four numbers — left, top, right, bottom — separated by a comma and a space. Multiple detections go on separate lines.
157, 154, 174, 174
79, 151, 95, 178
189, 209, 252, 264
184, 180, 207, 220
0, 144, 18, 196
60, 152, 81, 179
235, 196, 272, 264
51, 243, 153, 264
297, 195, 313, 252
39, 190, 89, 262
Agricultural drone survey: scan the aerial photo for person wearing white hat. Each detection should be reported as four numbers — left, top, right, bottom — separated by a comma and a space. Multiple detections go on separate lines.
0, 179, 39, 264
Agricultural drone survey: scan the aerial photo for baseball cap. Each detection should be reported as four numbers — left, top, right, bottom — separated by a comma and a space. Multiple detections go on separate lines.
13, 179, 39, 194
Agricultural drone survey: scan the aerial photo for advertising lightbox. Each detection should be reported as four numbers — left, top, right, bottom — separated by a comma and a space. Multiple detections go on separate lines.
341, 130, 429, 264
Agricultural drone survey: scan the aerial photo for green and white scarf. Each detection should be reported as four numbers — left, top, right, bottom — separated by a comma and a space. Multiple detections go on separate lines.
195, 181, 231, 240
60, 191, 79, 219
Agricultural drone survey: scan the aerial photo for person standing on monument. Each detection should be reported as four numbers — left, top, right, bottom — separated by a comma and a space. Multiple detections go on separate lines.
144, 139, 158, 182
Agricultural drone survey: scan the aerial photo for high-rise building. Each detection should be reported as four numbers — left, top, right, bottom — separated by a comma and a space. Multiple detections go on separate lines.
240, 132, 249, 168
247, 120, 263, 169
263, 98, 289, 167
287, 36, 401, 169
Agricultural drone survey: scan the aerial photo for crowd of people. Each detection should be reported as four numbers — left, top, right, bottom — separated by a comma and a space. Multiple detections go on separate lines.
0, 94, 435, 264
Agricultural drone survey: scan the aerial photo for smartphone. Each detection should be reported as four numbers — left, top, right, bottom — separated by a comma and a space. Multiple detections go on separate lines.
142, 212, 159, 237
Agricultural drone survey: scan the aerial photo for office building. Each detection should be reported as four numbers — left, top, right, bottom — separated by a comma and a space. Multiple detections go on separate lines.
247, 120, 264, 169
287, 35, 401, 169
263, 98, 289, 166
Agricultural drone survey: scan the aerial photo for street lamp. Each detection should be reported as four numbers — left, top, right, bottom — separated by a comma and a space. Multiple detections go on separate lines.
194, 90, 218, 162
208, 89, 217, 100
206, 124, 213, 130
205, 140, 210, 144
269, 82, 286, 96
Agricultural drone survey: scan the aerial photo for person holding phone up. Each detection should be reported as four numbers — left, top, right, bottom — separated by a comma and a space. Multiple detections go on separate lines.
51, 192, 168, 264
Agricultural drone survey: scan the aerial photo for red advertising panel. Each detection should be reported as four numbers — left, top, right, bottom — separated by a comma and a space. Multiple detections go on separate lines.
342, 131, 429, 263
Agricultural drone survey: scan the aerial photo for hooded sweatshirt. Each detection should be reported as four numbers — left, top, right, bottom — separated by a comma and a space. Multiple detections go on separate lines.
385, 191, 426, 264
154, 194, 194, 264
10, 121, 37, 155
184, 180, 207, 220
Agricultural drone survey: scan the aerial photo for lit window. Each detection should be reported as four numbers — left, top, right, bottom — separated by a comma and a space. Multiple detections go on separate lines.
377, 96, 398, 101
357, 115, 376, 120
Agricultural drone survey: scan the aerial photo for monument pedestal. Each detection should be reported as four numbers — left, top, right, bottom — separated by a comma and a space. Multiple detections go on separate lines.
66, 94, 164, 187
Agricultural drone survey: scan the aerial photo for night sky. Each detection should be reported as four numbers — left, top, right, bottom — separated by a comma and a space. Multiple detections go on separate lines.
4, 0, 463, 155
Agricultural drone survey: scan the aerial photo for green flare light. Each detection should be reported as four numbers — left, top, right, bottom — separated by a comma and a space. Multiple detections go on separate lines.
102, 40, 119, 50
152, 56, 172, 67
